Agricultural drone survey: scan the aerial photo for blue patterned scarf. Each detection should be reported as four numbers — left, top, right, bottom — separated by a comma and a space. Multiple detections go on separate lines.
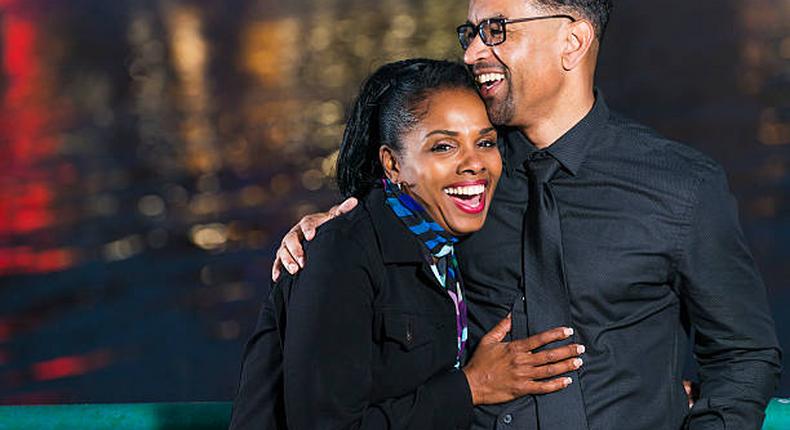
382, 178, 468, 367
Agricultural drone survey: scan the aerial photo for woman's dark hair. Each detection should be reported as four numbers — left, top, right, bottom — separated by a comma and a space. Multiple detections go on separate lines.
336, 58, 478, 198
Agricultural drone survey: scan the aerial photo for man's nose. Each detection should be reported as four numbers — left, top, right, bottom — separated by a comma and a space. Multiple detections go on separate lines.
463, 33, 489, 66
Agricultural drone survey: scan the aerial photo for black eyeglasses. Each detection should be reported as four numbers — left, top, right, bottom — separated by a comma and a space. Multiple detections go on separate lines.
456, 14, 576, 50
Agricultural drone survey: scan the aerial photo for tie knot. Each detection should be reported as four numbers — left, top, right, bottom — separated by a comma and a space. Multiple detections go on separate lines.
524, 152, 561, 183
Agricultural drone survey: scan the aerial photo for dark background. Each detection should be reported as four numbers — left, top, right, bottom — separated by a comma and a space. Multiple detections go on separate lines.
0, 0, 787, 404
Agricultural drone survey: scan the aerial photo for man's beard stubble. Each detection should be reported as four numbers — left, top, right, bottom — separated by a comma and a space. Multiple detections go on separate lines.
485, 84, 515, 126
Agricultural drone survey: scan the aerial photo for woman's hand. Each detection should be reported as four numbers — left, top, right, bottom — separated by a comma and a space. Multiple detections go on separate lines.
272, 197, 358, 281
462, 315, 585, 405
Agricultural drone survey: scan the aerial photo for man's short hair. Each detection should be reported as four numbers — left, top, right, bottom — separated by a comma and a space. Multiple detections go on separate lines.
533, 0, 613, 40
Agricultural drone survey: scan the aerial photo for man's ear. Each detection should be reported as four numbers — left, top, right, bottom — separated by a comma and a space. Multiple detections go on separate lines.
561, 19, 595, 71
379, 145, 400, 182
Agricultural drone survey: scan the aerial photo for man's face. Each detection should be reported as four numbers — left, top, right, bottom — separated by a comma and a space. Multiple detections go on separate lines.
464, 0, 569, 127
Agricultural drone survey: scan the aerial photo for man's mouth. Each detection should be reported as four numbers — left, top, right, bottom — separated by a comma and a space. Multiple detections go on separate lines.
442, 181, 487, 214
475, 72, 506, 97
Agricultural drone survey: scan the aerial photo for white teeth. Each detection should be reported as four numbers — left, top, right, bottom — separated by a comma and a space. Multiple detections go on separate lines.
443, 184, 485, 196
475, 73, 505, 85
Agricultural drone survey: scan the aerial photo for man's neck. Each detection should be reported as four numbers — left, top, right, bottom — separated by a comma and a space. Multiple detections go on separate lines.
520, 88, 595, 149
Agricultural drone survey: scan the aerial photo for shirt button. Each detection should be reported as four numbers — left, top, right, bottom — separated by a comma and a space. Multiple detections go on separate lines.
502, 414, 513, 424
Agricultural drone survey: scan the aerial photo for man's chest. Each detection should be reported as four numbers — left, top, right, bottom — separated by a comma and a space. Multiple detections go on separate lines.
459, 172, 679, 316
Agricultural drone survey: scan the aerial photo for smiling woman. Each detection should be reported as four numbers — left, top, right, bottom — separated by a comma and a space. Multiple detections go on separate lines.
229, 59, 585, 430
377, 87, 500, 235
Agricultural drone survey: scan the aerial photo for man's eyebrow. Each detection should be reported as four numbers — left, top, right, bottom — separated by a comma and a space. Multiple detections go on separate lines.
471, 13, 506, 23
425, 129, 459, 138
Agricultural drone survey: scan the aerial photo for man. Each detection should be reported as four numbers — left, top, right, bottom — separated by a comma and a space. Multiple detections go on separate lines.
272, 1, 782, 428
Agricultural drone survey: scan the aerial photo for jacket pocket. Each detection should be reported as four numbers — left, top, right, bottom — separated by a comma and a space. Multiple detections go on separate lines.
380, 311, 433, 351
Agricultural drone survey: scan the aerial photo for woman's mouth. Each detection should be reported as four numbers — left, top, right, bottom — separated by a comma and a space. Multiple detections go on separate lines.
476, 72, 506, 98
443, 181, 487, 214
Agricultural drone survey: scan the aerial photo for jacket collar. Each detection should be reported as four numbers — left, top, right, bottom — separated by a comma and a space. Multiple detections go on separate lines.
502, 88, 610, 177
364, 186, 432, 265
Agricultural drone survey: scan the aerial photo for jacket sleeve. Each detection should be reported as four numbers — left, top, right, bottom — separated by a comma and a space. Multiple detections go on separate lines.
229, 286, 287, 430
283, 229, 473, 430
677, 166, 782, 430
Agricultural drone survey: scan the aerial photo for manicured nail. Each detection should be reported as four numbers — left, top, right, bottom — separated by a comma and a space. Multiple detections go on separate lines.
563, 327, 574, 336
577, 345, 586, 354
565, 377, 573, 386
298, 257, 305, 267
288, 264, 298, 273
573, 358, 583, 368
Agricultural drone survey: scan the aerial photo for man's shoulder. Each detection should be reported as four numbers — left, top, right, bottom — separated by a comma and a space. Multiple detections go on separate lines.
603, 110, 724, 181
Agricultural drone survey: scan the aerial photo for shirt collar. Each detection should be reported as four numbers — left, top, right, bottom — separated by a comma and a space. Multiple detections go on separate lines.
502, 89, 610, 177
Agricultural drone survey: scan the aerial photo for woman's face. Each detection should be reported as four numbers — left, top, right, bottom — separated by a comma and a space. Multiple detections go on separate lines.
381, 88, 502, 236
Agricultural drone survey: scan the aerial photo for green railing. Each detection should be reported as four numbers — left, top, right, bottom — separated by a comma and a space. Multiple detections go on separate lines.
0, 398, 787, 429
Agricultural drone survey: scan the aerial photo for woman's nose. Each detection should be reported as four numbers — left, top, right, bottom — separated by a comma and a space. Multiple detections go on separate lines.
458, 149, 485, 175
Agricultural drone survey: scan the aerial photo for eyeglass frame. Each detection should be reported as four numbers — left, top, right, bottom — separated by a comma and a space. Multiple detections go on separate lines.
456, 14, 577, 50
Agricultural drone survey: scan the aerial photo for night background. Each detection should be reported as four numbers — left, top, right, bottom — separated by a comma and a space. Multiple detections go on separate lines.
1, 0, 788, 404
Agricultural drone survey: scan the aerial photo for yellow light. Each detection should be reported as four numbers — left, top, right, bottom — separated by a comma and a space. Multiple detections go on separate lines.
190, 223, 228, 251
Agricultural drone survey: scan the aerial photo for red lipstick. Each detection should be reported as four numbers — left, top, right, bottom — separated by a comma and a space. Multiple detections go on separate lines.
444, 180, 488, 214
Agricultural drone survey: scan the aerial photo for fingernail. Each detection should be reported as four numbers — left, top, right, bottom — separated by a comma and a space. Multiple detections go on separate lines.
573, 358, 583, 368
577, 345, 586, 354
565, 377, 573, 386
288, 264, 298, 273
298, 257, 305, 267
564, 327, 574, 336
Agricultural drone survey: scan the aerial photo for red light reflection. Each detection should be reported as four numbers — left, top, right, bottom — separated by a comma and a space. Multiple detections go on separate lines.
0, 3, 75, 275
32, 349, 114, 382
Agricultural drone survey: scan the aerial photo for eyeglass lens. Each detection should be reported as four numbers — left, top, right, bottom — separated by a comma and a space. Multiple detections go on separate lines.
458, 19, 506, 50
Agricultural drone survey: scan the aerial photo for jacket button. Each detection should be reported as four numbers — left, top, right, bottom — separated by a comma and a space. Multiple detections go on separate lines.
502, 414, 513, 424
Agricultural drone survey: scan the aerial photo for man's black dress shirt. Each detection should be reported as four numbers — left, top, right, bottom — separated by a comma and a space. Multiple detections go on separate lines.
456, 92, 782, 430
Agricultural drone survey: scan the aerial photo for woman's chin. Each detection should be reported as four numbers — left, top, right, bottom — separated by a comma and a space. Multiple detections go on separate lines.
444, 215, 487, 236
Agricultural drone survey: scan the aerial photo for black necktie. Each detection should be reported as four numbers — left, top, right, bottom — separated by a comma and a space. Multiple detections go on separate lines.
523, 151, 588, 429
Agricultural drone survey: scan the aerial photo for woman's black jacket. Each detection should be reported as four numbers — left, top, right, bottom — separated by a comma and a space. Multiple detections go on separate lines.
230, 187, 475, 429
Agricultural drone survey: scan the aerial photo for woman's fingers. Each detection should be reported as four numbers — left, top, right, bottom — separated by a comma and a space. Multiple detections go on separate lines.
525, 376, 574, 395
525, 343, 585, 366
512, 326, 574, 353
464, 324, 584, 405
530, 356, 583, 379
480, 313, 512, 344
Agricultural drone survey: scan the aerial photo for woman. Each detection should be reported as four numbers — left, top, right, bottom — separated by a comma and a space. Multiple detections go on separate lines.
230, 59, 583, 430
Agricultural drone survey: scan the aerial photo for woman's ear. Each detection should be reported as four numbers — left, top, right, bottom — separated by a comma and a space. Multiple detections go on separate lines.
379, 145, 400, 182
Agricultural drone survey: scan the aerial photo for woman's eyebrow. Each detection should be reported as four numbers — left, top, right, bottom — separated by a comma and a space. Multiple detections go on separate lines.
425, 129, 458, 138
479, 127, 496, 135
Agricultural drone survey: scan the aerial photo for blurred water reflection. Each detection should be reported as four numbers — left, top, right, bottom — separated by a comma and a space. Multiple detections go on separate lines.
0, 0, 787, 403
